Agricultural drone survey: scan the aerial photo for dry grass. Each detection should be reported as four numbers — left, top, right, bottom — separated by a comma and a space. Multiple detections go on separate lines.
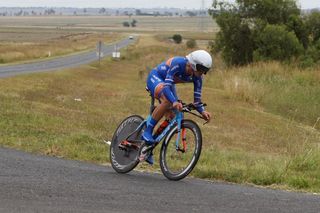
0, 31, 122, 63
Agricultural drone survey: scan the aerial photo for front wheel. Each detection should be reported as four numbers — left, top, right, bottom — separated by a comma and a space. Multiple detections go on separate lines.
160, 119, 202, 181
110, 115, 145, 173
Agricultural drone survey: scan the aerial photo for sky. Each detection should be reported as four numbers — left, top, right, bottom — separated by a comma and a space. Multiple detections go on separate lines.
0, 0, 318, 9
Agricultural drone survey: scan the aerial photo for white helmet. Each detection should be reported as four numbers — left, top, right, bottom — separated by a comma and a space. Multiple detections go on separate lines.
186, 50, 212, 74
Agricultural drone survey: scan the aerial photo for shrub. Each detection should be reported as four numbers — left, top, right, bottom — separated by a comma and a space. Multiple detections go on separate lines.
298, 55, 315, 69
186, 39, 197, 48
122, 21, 130, 27
172, 34, 182, 44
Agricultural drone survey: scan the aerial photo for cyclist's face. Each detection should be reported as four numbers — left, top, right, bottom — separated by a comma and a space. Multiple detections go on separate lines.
186, 63, 194, 75
187, 63, 205, 77
194, 70, 203, 77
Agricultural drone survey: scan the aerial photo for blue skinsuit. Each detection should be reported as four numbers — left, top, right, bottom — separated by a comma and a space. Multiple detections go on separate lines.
146, 56, 205, 113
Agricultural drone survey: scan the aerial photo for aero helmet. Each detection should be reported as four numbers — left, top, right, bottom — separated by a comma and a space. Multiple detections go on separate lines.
186, 50, 212, 74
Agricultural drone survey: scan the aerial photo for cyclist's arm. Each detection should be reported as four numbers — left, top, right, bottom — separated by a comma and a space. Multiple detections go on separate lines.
193, 76, 205, 113
171, 84, 178, 100
162, 65, 179, 103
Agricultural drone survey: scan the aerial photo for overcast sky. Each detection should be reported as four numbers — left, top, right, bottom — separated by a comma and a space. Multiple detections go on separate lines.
0, 0, 317, 9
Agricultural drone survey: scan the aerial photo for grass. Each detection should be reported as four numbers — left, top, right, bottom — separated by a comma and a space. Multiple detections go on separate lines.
214, 62, 320, 129
0, 32, 319, 193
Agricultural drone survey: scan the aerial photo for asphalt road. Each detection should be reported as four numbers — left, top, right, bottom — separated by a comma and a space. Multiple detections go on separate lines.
0, 147, 319, 213
0, 37, 135, 78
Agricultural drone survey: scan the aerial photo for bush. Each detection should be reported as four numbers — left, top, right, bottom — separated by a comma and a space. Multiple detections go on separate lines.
298, 55, 315, 69
131, 19, 137, 27
186, 39, 197, 48
122, 21, 130, 27
172, 34, 182, 44
254, 24, 303, 61
307, 39, 320, 61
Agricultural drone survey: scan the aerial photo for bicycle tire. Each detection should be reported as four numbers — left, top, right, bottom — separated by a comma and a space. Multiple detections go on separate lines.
160, 119, 202, 181
110, 115, 145, 173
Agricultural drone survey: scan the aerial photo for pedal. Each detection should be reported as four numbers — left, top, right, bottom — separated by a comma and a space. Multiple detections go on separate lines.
139, 144, 153, 161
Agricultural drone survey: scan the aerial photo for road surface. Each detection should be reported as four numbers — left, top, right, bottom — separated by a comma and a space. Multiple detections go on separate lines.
0, 38, 135, 78
0, 147, 319, 213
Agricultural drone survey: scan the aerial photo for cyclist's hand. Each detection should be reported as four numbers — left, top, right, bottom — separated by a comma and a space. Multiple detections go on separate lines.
201, 111, 211, 122
173, 101, 183, 111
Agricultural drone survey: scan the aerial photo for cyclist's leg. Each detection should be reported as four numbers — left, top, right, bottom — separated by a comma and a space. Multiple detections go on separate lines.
143, 94, 172, 165
143, 71, 172, 144
143, 94, 172, 139
143, 70, 163, 144
151, 94, 172, 121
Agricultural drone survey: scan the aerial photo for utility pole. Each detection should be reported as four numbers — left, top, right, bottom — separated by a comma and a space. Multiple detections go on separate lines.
199, 0, 206, 32
97, 41, 103, 65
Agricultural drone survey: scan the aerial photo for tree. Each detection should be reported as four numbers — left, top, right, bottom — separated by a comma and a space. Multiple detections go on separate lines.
99, 8, 106, 14
286, 14, 309, 49
254, 24, 303, 61
212, 9, 254, 65
211, 0, 306, 66
44, 8, 55, 15
186, 11, 197, 17
131, 19, 137, 27
172, 34, 182, 44
306, 11, 320, 43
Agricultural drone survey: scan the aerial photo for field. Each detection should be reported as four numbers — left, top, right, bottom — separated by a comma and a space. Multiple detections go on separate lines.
0, 16, 216, 64
0, 16, 217, 32
0, 16, 319, 192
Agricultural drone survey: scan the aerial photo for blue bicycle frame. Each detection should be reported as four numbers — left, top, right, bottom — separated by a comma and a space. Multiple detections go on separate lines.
132, 109, 184, 151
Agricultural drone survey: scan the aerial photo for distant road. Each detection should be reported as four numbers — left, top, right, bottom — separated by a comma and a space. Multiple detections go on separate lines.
0, 147, 319, 213
0, 37, 135, 78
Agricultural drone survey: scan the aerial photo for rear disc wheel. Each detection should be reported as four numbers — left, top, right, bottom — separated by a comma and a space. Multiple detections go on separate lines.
110, 115, 145, 173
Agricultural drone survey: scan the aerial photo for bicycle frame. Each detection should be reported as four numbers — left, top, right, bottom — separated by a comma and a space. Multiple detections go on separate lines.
126, 110, 183, 151
125, 95, 185, 151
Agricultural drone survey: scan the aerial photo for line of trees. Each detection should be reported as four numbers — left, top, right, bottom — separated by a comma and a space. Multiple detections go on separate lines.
210, 0, 320, 68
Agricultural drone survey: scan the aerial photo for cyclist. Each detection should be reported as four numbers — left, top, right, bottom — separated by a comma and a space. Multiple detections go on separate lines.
142, 50, 213, 165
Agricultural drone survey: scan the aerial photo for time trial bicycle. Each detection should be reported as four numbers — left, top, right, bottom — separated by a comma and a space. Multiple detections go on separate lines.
110, 92, 207, 180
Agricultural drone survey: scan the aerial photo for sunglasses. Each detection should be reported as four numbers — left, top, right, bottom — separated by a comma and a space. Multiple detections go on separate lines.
195, 64, 210, 75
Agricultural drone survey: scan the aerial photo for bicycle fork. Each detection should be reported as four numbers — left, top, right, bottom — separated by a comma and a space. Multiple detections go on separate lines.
175, 111, 187, 153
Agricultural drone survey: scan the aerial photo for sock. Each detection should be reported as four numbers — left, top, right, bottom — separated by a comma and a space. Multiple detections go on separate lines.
145, 117, 158, 135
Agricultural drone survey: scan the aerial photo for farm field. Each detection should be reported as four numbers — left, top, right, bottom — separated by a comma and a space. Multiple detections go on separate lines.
0, 16, 217, 32
0, 16, 216, 63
